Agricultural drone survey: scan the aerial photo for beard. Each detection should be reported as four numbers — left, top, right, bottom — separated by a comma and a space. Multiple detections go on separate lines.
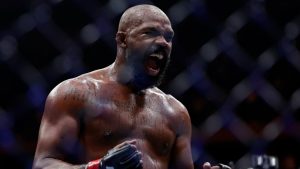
131, 57, 170, 90
122, 47, 171, 91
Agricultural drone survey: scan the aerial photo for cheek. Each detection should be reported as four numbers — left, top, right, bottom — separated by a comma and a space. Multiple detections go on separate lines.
127, 35, 152, 47
127, 42, 150, 58
167, 43, 172, 52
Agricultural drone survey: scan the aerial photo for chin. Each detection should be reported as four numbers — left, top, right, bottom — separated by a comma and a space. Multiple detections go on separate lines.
129, 62, 168, 91
131, 77, 158, 90
130, 73, 163, 91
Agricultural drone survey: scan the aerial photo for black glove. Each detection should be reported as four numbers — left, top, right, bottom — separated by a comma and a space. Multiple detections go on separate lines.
99, 143, 142, 169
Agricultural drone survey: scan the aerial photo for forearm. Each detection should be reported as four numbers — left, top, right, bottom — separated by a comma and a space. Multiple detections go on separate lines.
33, 158, 86, 169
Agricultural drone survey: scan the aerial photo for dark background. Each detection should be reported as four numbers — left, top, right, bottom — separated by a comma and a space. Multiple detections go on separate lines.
0, 0, 300, 168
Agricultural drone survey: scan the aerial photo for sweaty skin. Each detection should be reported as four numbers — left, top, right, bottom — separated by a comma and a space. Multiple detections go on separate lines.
33, 4, 218, 169
33, 68, 193, 169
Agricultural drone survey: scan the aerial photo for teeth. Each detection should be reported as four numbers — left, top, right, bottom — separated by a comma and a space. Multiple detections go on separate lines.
150, 53, 163, 59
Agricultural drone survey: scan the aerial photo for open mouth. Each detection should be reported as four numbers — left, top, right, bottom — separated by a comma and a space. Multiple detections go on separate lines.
145, 53, 165, 76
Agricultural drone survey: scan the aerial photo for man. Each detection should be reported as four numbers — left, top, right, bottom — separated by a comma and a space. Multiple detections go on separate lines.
33, 4, 220, 169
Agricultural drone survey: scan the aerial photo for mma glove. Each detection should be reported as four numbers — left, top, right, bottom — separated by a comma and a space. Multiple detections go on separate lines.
86, 143, 142, 169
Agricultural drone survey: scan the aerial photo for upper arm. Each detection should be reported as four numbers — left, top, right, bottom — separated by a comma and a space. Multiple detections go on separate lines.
171, 133, 194, 169
169, 98, 194, 169
34, 81, 84, 167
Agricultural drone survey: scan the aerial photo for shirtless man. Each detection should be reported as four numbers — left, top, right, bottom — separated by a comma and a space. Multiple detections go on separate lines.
33, 4, 220, 169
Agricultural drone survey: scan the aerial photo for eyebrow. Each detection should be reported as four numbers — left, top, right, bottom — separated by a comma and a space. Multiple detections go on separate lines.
142, 26, 174, 35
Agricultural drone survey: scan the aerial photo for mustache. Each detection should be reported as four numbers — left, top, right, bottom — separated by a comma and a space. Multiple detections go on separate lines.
147, 45, 168, 57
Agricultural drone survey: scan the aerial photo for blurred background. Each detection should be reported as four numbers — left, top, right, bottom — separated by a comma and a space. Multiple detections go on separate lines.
0, 0, 300, 168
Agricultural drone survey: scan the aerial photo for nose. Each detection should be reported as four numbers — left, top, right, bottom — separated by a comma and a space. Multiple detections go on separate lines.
155, 36, 171, 48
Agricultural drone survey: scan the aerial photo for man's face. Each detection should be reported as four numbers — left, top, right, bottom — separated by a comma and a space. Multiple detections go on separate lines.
124, 15, 174, 89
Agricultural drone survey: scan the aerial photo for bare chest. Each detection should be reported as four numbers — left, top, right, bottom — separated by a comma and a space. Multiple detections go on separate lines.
82, 93, 176, 161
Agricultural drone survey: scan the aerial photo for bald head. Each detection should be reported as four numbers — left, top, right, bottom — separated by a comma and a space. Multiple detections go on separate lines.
113, 5, 174, 90
118, 4, 171, 33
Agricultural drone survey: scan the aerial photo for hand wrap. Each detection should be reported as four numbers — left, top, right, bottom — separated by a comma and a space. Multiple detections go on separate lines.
86, 143, 142, 169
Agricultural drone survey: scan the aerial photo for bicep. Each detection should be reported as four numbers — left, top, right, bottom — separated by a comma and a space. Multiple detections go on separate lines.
170, 135, 194, 169
170, 114, 194, 169
168, 98, 194, 169
34, 95, 81, 165
36, 112, 79, 158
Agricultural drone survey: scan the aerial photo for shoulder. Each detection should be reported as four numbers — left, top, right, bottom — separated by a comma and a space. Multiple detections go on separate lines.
150, 87, 188, 114
48, 76, 89, 100
149, 88, 191, 127
45, 71, 105, 112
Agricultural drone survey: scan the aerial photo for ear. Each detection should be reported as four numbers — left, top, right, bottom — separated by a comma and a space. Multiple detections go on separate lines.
116, 32, 127, 48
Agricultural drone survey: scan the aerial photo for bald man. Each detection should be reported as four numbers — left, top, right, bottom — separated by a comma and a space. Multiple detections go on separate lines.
33, 4, 220, 169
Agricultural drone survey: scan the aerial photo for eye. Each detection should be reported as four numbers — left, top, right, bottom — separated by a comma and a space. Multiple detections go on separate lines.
164, 33, 174, 42
143, 28, 159, 36
143, 31, 152, 35
165, 35, 173, 42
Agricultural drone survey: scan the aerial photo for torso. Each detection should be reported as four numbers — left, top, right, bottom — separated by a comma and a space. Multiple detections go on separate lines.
71, 70, 180, 169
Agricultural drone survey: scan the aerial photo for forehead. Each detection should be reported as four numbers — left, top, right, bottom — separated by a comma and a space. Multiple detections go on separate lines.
137, 21, 173, 32
133, 13, 173, 32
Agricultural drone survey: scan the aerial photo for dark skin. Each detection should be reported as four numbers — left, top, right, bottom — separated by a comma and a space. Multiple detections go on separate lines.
33, 4, 219, 169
